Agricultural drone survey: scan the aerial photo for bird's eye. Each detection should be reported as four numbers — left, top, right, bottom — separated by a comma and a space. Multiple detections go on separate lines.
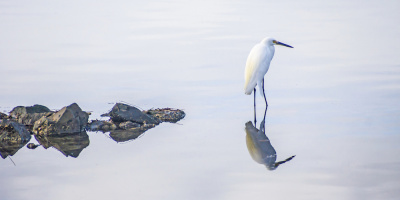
272, 40, 277, 44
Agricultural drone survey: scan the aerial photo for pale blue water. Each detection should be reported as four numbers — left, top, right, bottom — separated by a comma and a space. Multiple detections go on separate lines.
1, 0, 400, 199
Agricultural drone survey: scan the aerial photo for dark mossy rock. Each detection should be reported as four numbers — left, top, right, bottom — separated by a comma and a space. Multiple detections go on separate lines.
144, 108, 185, 123
9, 104, 53, 126
0, 120, 31, 159
105, 103, 160, 125
10, 104, 51, 116
33, 103, 89, 136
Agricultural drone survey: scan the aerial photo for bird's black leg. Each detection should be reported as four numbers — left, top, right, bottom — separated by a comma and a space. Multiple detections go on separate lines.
260, 107, 267, 133
262, 79, 268, 109
254, 88, 257, 125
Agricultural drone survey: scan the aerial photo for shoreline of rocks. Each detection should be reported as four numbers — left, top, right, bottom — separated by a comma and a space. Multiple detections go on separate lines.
0, 102, 185, 158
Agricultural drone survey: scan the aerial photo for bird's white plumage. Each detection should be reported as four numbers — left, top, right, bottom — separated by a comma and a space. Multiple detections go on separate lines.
244, 37, 276, 95
244, 37, 292, 123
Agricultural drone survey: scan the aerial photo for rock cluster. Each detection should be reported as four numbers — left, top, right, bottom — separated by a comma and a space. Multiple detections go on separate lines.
87, 103, 185, 142
0, 102, 185, 158
1, 103, 89, 158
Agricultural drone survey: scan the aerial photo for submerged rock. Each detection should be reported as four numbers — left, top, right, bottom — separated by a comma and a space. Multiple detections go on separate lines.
27, 143, 40, 149
35, 132, 89, 158
87, 120, 117, 132
0, 120, 31, 159
9, 104, 53, 126
105, 103, 160, 125
87, 120, 106, 131
33, 103, 89, 136
144, 108, 185, 123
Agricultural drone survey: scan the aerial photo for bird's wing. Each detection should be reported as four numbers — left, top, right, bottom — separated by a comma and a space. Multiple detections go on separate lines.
244, 44, 267, 95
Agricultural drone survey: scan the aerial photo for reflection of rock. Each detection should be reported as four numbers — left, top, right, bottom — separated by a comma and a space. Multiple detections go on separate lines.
33, 103, 89, 136
109, 124, 155, 142
104, 103, 160, 125
144, 108, 186, 123
87, 119, 156, 142
119, 121, 141, 129
35, 132, 89, 158
9, 104, 53, 126
0, 120, 31, 159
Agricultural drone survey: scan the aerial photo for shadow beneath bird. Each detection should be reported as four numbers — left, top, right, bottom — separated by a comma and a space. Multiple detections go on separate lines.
245, 108, 295, 170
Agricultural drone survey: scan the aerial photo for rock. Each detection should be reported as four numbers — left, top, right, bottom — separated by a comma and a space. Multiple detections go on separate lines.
9, 104, 53, 126
87, 120, 105, 131
106, 103, 160, 125
0, 112, 8, 119
34, 132, 89, 158
144, 108, 185, 123
0, 120, 31, 142
86, 120, 118, 132
0, 120, 31, 158
27, 143, 40, 149
10, 104, 51, 116
33, 103, 89, 136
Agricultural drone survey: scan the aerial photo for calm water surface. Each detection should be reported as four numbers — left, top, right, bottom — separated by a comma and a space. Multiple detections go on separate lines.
1, 0, 400, 200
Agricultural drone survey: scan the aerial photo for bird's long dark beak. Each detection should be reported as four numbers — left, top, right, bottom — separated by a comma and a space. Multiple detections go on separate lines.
276, 41, 293, 48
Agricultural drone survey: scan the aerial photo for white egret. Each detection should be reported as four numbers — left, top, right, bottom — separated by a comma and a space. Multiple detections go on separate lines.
244, 37, 293, 123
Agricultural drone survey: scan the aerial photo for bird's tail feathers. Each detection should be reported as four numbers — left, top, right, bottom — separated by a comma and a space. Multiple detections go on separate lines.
244, 81, 257, 95
245, 90, 252, 95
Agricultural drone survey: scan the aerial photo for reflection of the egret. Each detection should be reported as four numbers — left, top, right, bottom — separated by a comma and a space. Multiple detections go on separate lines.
245, 109, 295, 170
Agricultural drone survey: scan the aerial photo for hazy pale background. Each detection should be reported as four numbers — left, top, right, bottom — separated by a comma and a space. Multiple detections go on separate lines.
1, 0, 400, 200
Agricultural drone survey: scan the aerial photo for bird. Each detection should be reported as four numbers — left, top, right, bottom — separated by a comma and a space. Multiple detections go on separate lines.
244, 37, 293, 123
